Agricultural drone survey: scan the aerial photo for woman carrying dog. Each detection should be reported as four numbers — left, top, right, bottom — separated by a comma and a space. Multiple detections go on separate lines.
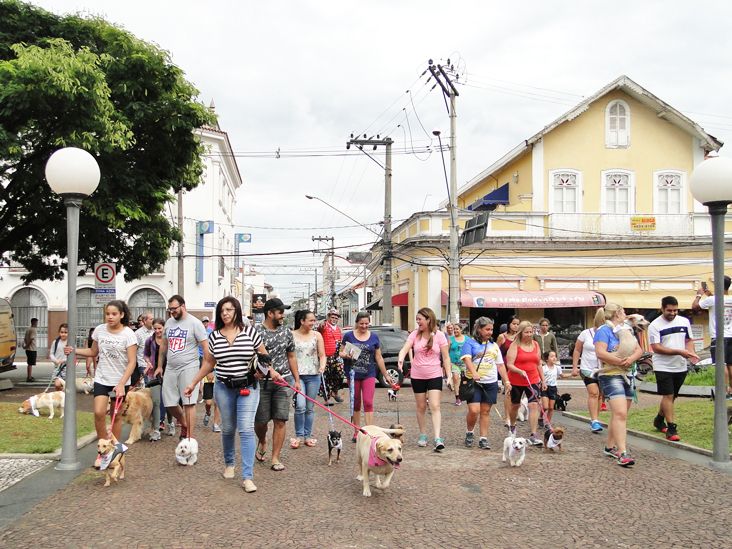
66, 300, 138, 465
505, 320, 546, 447
593, 303, 642, 467
340, 311, 394, 443
571, 316, 604, 433
448, 323, 469, 406
184, 296, 270, 493
397, 307, 452, 451
291, 310, 326, 448
461, 317, 511, 450
48, 323, 69, 391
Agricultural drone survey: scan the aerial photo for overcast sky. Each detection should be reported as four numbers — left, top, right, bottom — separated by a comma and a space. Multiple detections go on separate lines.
30, 0, 732, 304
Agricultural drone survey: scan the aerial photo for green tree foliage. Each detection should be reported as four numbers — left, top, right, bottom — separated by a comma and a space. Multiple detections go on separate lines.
0, 0, 216, 282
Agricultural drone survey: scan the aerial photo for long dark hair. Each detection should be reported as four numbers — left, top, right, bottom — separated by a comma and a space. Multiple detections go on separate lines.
106, 300, 131, 325
294, 309, 314, 330
215, 296, 244, 331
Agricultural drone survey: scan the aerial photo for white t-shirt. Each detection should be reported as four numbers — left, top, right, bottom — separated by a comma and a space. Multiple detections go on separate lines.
699, 295, 732, 339
93, 324, 137, 387
649, 315, 692, 373
576, 328, 598, 375
542, 363, 562, 387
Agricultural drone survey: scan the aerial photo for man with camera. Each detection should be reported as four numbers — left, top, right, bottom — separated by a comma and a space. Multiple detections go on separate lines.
693, 275, 732, 400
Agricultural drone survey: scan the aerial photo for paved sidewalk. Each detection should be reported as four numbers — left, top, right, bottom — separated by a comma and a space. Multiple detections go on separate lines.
0, 387, 730, 548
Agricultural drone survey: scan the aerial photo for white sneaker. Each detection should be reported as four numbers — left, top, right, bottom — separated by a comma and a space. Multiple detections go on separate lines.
212, 423, 222, 433
167, 420, 176, 436
203, 412, 211, 427
223, 466, 235, 479
149, 430, 161, 442
242, 479, 257, 493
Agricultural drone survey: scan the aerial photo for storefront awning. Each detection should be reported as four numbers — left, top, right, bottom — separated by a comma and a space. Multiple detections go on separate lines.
467, 183, 510, 211
440, 290, 473, 306
365, 297, 382, 310
462, 290, 606, 309
391, 292, 409, 307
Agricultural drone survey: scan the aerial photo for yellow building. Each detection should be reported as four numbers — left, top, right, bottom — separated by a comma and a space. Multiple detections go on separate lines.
366, 75, 728, 359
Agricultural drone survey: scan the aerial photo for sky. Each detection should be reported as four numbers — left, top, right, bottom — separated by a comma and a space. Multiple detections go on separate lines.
28, 0, 732, 304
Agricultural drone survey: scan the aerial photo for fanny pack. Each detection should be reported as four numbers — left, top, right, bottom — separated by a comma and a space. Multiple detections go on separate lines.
217, 373, 255, 389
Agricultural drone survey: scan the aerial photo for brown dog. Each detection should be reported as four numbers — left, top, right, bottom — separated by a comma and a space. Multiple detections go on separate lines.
355, 425, 404, 497
97, 435, 126, 487
543, 426, 565, 452
119, 388, 153, 444
388, 423, 405, 442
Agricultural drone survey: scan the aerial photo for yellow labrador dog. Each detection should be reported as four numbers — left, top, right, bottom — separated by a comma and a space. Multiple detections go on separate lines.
355, 425, 404, 497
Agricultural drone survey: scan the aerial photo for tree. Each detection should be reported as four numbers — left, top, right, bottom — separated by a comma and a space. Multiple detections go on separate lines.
0, 0, 216, 282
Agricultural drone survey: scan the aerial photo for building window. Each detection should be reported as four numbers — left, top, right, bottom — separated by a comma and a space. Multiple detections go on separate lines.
603, 171, 633, 214
551, 171, 580, 213
655, 171, 684, 214
605, 100, 630, 148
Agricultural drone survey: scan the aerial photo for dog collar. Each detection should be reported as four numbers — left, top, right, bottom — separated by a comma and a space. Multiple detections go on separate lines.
368, 437, 387, 468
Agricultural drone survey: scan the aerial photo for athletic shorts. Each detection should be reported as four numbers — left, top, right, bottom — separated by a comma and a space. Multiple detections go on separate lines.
92, 382, 131, 399
655, 370, 687, 398
711, 338, 732, 366
469, 381, 498, 404
162, 366, 199, 407
510, 383, 540, 404
255, 380, 292, 423
202, 381, 214, 401
581, 373, 599, 386
541, 385, 558, 400
26, 350, 37, 366
411, 376, 443, 394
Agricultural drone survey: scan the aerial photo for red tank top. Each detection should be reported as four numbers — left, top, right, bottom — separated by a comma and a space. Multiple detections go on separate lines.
507, 341, 540, 386
498, 335, 515, 363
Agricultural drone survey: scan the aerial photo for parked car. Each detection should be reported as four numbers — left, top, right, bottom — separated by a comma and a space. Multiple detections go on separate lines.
0, 298, 17, 374
368, 325, 411, 387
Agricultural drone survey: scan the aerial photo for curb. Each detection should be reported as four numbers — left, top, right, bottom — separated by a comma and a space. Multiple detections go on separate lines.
0, 431, 98, 460
563, 411, 732, 459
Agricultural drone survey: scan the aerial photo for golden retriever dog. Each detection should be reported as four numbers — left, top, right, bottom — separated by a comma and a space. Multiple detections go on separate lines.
97, 435, 126, 487
119, 388, 153, 444
18, 391, 65, 419
355, 425, 404, 497
54, 376, 94, 394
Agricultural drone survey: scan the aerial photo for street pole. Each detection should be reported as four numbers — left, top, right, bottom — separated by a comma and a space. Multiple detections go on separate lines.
177, 190, 185, 295
330, 241, 337, 309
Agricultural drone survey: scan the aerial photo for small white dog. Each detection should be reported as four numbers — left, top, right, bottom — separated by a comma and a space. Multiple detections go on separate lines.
502, 435, 527, 467
18, 391, 65, 419
517, 394, 529, 422
175, 437, 199, 466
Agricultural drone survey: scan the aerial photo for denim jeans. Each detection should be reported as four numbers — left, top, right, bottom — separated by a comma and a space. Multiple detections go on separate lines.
294, 374, 320, 438
144, 376, 161, 429
215, 379, 260, 480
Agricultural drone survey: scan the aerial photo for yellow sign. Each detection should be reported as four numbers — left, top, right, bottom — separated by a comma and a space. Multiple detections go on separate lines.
630, 216, 656, 231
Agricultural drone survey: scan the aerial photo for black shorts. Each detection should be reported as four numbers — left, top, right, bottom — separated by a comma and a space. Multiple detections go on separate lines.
411, 376, 443, 394
655, 371, 687, 398
92, 382, 131, 399
711, 338, 732, 366
510, 383, 540, 404
202, 382, 214, 400
581, 373, 598, 386
541, 385, 558, 400
26, 350, 37, 366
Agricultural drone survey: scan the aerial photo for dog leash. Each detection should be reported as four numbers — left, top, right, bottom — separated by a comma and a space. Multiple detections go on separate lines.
392, 384, 401, 424
320, 374, 336, 430
108, 394, 124, 435
525, 381, 554, 433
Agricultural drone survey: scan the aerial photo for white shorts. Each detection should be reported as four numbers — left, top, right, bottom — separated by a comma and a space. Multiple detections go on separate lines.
162, 366, 199, 407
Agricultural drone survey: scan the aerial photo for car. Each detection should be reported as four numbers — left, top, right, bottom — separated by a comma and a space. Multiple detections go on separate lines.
0, 298, 17, 374
368, 325, 411, 387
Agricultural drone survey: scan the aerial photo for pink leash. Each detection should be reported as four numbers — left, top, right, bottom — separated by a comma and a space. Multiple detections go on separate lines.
525, 381, 554, 433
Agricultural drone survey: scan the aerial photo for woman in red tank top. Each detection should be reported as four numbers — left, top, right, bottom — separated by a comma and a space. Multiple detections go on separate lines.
505, 321, 546, 446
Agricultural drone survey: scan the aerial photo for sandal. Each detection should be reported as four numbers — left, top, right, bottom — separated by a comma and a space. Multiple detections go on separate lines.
255, 444, 267, 462
271, 462, 285, 471
304, 438, 317, 447
289, 438, 300, 449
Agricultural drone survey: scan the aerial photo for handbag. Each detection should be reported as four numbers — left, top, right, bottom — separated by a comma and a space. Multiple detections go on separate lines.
458, 342, 489, 402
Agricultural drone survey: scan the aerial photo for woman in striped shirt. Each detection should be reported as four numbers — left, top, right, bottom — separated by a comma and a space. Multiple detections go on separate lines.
185, 296, 270, 493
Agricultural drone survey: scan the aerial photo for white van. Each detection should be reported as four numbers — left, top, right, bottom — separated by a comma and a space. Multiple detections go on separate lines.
0, 298, 17, 373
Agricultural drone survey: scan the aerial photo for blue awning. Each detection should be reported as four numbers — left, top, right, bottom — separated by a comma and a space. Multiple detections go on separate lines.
467, 183, 509, 211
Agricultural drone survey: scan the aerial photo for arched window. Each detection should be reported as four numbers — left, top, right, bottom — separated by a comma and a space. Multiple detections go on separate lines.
11, 287, 48, 354
654, 171, 685, 214
550, 170, 582, 213
605, 100, 630, 148
128, 288, 167, 322
601, 170, 635, 214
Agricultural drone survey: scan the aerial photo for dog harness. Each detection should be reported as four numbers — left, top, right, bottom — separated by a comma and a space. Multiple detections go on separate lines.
368, 437, 387, 468
99, 442, 128, 471
545, 434, 561, 450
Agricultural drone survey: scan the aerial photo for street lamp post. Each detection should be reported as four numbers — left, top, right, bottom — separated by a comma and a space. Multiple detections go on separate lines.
689, 155, 732, 466
45, 147, 100, 471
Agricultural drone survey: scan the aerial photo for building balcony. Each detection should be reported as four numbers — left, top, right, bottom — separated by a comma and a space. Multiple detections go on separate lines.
547, 212, 711, 239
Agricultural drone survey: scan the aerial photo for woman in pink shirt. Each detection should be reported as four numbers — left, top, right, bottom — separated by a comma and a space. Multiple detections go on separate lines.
398, 307, 452, 451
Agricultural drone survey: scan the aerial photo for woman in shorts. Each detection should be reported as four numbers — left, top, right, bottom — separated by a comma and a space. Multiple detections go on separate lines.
397, 307, 452, 451
571, 317, 604, 433
461, 317, 510, 450
448, 323, 469, 406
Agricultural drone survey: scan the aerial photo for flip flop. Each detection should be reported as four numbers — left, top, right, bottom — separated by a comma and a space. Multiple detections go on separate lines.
255, 445, 267, 462
289, 438, 300, 449
304, 438, 317, 447
271, 462, 285, 471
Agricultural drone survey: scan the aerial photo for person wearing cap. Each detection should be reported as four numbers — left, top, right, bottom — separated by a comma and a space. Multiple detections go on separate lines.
319, 308, 344, 404
254, 298, 300, 471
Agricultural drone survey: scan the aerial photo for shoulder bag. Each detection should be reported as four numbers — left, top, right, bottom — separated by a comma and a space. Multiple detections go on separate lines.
458, 342, 488, 402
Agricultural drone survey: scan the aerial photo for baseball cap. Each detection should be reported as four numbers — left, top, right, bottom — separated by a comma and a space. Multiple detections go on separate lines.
263, 298, 291, 312
328, 308, 340, 317
202, 316, 210, 322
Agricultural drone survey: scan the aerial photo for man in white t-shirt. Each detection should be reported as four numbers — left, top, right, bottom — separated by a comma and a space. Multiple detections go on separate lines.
649, 296, 699, 442
692, 274, 732, 399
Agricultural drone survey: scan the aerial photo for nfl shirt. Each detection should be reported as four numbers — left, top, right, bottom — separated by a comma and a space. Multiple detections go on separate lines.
164, 315, 207, 370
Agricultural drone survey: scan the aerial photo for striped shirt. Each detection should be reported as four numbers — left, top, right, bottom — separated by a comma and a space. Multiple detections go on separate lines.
208, 326, 264, 379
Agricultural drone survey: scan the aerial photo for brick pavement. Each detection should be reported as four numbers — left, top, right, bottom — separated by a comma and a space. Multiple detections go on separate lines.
0, 386, 730, 548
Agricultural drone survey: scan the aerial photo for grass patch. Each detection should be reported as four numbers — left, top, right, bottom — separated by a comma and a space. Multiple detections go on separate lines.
577, 399, 731, 453
644, 368, 715, 386
0, 402, 96, 454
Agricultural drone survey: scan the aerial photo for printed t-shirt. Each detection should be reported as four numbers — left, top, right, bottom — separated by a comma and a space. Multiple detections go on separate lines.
408, 330, 448, 380
649, 315, 691, 373
93, 324, 137, 386
460, 338, 503, 383
341, 331, 381, 380
449, 335, 468, 365
256, 324, 295, 376
699, 295, 732, 339
164, 315, 207, 370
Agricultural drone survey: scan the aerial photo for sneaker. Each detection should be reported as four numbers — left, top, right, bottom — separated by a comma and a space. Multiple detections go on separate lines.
478, 437, 490, 450
417, 433, 428, 447
600, 401, 608, 412
203, 412, 211, 427
617, 451, 635, 467
464, 432, 474, 447
242, 479, 257, 493
528, 434, 543, 447
434, 437, 445, 452
454, 397, 462, 406
538, 417, 544, 428
167, 420, 176, 437
590, 420, 603, 433
149, 430, 161, 442
603, 446, 620, 458
223, 466, 235, 479
212, 423, 222, 433
334, 395, 344, 403
665, 422, 681, 442
653, 414, 668, 433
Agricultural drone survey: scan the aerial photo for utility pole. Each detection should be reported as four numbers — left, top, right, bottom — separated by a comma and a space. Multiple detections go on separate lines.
299, 267, 319, 316
177, 190, 185, 295
312, 236, 335, 310
346, 136, 393, 324
429, 59, 460, 324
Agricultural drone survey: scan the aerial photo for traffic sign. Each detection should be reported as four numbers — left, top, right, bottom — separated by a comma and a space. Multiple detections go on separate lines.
94, 262, 117, 304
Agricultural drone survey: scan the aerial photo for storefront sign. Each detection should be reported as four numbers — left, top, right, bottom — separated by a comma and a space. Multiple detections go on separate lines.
630, 216, 656, 231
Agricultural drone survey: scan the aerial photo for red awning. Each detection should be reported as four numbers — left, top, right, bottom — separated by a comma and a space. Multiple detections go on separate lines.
441, 290, 473, 306
391, 292, 409, 307
462, 290, 605, 309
